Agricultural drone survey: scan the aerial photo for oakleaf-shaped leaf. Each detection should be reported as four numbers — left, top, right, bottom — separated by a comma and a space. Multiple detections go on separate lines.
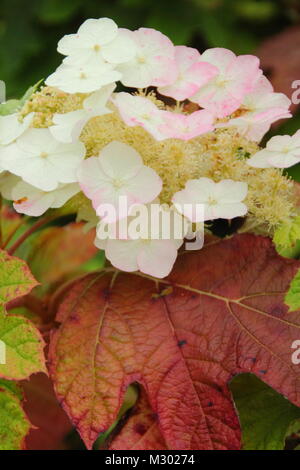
49, 234, 300, 450
0, 382, 30, 450
0, 315, 46, 380
0, 250, 37, 310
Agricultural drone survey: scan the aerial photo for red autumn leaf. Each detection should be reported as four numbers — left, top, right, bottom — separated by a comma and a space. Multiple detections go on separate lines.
22, 373, 73, 450
110, 388, 167, 450
49, 234, 300, 450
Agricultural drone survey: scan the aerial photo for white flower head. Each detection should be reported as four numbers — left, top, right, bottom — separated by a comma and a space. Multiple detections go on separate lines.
247, 131, 300, 168
50, 84, 115, 143
58, 17, 137, 66
158, 45, 218, 101
173, 177, 248, 222
0, 112, 34, 145
45, 62, 121, 94
117, 27, 177, 88
0, 128, 86, 191
77, 141, 162, 222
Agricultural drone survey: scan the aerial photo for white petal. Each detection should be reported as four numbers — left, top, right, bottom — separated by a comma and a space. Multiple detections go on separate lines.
99, 141, 142, 180
247, 149, 274, 168
105, 239, 141, 271
78, 18, 118, 45
126, 166, 162, 204
209, 202, 248, 220
101, 32, 137, 64
214, 180, 248, 203
0, 112, 34, 145
137, 239, 178, 278
268, 153, 300, 168
51, 183, 80, 208
50, 109, 87, 143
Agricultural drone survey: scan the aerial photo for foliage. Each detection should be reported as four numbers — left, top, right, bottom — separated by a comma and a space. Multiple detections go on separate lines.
49, 234, 300, 449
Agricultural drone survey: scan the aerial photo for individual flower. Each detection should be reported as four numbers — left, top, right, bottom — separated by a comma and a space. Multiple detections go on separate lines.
95, 204, 186, 278
173, 177, 248, 222
218, 76, 291, 141
58, 17, 136, 66
0, 112, 34, 145
159, 109, 214, 140
77, 141, 162, 222
11, 180, 79, 216
50, 84, 115, 143
45, 62, 121, 94
0, 128, 86, 191
116, 28, 177, 88
158, 46, 218, 101
247, 131, 300, 168
114, 92, 165, 140
190, 48, 261, 118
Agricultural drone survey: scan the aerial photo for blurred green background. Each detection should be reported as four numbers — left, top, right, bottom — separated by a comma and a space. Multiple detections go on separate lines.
1, 0, 299, 98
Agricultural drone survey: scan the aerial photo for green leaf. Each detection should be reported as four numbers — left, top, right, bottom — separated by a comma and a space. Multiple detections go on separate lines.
273, 217, 300, 258
285, 269, 300, 312
19, 79, 43, 107
0, 99, 20, 116
0, 315, 46, 380
0, 383, 30, 450
0, 250, 45, 380
0, 250, 38, 311
0, 80, 42, 116
231, 374, 300, 450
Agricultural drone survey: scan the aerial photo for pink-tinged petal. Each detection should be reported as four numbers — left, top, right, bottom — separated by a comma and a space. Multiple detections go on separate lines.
126, 166, 162, 204
137, 239, 178, 278
225, 55, 261, 99
14, 193, 54, 216
201, 48, 236, 71
159, 60, 218, 101
105, 239, 141, 272
117, 27, 177, 88
191, 82, 243, 118
77, 156, 111, 201
159, 110, 214, 140
99, 141, 143, 180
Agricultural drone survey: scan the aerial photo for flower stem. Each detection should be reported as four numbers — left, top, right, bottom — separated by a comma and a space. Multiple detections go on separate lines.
2, 216, 29, 249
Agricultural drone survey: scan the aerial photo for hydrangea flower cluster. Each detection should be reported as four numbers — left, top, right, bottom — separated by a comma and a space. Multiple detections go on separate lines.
0, 17, 298, 278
